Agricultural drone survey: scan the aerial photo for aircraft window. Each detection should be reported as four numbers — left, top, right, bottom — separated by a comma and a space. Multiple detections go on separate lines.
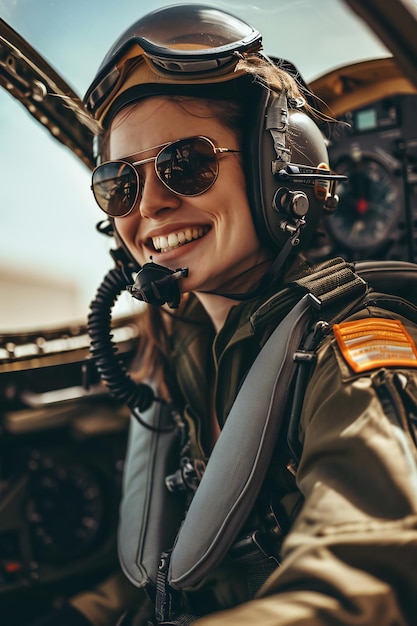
0, 90, 114, 330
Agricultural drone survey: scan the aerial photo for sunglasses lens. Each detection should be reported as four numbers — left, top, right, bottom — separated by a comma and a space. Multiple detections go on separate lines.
92, 162, 138, 216
156, 137, 218, 196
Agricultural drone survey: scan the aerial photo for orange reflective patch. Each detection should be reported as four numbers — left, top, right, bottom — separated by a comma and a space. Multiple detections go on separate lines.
333, 318, 417, 373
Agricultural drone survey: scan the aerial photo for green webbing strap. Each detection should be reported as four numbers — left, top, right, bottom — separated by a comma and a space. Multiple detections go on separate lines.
293, 257, 367, 307
155, 551, 199, 625
248, 257, 368, 336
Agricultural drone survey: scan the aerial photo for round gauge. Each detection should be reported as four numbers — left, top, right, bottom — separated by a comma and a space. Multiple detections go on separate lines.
327, 156, 400, 252
26, 458, 104, 563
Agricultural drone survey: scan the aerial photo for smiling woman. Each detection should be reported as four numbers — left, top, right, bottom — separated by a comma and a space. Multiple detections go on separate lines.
107, 96, 263, 302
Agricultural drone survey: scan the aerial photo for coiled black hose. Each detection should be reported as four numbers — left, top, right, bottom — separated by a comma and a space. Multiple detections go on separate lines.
87, 265, 155, 412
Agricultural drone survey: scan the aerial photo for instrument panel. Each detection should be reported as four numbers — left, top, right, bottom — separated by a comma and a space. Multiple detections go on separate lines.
308, 59, 417, 264
0, 323, 135, 624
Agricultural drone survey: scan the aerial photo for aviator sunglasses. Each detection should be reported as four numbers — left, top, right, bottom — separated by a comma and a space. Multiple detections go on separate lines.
91, 135, 240, 217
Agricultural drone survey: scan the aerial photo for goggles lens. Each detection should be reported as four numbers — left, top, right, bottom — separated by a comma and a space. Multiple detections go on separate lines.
91, 136, 239, 217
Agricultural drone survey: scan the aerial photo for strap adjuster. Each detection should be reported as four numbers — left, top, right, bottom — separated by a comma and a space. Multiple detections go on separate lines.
229, 530, 280, 565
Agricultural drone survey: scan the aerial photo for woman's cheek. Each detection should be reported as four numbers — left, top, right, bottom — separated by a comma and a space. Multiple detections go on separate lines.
115, 220, 139, 259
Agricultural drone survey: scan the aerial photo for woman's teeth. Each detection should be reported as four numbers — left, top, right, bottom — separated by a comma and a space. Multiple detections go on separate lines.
152, 227, 207, 252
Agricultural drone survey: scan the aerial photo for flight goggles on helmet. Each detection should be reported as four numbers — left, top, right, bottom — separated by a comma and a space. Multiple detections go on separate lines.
84, 4, 262, 124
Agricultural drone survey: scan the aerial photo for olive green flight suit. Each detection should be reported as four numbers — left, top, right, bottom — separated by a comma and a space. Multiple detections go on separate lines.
163, 260, 417, 625
73, 257, 417, 625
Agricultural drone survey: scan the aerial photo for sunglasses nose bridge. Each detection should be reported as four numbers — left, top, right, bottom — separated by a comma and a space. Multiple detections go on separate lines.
137, 160, 182, 219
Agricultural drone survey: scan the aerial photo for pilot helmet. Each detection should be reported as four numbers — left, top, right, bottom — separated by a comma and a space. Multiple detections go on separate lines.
84, 3, 338, 255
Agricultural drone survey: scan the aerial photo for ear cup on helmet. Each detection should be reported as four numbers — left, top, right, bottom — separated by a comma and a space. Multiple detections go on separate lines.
243, 84, 329, 252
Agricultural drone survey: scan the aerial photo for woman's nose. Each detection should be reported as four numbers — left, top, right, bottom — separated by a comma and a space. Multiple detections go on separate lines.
137, 164, 180, 219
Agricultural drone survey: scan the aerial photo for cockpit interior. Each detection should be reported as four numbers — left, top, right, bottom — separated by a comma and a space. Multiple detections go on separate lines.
1, 1, 417, 624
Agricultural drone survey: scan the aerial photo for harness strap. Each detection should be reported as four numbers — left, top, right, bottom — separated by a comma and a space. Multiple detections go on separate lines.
292, 257, 367, 307
249, 257, 367, 334
155, 551, 199, 626
168, 295, 312, 589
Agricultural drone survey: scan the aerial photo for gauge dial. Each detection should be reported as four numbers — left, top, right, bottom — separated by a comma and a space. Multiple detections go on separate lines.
26, 458, 104, 562
328, 156, 400, 251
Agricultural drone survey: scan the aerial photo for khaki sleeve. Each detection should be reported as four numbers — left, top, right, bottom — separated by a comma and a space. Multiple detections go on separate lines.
195, 332, 417, 625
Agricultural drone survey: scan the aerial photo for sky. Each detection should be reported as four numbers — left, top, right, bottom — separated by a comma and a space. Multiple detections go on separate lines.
0, 0, 389, 330
0, 0, 388, 93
